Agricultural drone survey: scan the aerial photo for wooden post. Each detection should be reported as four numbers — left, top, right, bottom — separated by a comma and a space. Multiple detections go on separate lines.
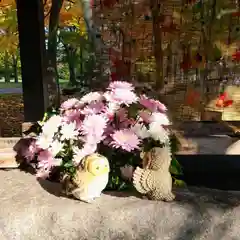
16, 0, 48, 123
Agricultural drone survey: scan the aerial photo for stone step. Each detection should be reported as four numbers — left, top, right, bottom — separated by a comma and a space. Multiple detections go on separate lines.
174, 122, 240, 137
0, 137, 21, 149
176, 135, 235, 154
225, 140, 240, 155
0, 148, 18, 169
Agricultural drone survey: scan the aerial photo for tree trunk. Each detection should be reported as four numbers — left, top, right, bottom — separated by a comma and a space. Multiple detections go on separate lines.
46, 0, 64, 108
151, 0, 164, 91
69, 61, 76, 86
166, 41, 172, 81
12, 55, 18, 83
65, 46, 77, 86
4, 51, 10, 83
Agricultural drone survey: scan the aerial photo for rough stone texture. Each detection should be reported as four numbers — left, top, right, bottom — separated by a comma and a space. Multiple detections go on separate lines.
0, 170, 240, 240
225, 140, 240, 155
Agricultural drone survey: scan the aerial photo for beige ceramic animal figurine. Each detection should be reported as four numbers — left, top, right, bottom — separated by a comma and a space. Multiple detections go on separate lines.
63, 153, 110, 203
121, 146, 175, 201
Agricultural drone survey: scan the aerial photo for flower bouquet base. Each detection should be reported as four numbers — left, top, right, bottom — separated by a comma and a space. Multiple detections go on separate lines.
18, 81, 184, 202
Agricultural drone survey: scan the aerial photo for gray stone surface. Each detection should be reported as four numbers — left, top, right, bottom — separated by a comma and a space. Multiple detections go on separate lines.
177, 136, 234, 154
0, 170, 240, 240
226, 140, 240, 155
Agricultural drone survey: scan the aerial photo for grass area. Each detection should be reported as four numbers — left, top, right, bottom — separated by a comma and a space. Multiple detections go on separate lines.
0, 82, 22, 89
0, 79, 68, 89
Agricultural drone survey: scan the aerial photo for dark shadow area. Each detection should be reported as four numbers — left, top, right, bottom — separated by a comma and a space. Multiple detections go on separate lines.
176, 155, 240, 190
174, 187, 240, 206
176, 121, 240, 137
37, 178, 66, 198
103, 189, 142, 199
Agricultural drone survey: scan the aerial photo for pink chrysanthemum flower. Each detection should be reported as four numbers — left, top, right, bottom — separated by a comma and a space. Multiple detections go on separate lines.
63, 109, 82, 129
102, 125, 115, 143
80, 91, 103, 104
108, 81, 134, 91
81, 101, 106, 115
60, 98, 83, 111
36, 150, 55, 179
110, 129, 141, 152
17, 138, 39, 162
116, 108, 128, 121
139, 95, 167, 112
104, 89, 138, 106
138, 110, 151, 123
102, 102, 120, 121
25, 139, 39, 161
81, 114, 108, 143
115, 108, 134, 128
37, 150, 62, 178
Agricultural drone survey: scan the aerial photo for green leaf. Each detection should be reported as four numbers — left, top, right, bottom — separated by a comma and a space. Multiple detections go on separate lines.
127, 103, 140, 119
170, 157, 183, 175
59, 30, 87, 47
63, 162, 74, 168
173, 179, 186, 188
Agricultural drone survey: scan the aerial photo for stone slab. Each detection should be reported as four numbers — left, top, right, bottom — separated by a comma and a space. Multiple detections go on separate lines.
0, 148, 18, 168
176, 135, 234, 154
0, 137, 21, 149
225, 140, 240, 155
0, 170, 240, 240
174, 122, 240, 137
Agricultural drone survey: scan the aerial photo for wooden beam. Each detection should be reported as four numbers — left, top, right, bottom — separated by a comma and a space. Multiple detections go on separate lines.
16, 0, 49, 122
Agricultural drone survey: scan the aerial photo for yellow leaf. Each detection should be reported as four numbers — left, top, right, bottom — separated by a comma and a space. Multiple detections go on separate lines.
214, 40, 237, 57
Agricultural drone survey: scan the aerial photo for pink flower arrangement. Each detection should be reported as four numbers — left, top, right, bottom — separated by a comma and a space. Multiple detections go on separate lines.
110, 129, 141, 152
139, 95, 167, 112
22, 81, 171, 179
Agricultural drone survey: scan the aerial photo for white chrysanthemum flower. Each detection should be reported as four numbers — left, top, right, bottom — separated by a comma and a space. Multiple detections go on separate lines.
148, 122, 170, 143
49, 140, 64, 156
53, 158, 62, 166
36, 133, 53, 149
108, 102, 120, 113
149, 112, 170, 125
131, 123, 150, 139
60, 122, 78, 140
41, 115, 62, 137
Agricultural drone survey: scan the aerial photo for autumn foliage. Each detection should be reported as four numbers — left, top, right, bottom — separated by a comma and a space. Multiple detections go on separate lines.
0, 0, 86, 52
